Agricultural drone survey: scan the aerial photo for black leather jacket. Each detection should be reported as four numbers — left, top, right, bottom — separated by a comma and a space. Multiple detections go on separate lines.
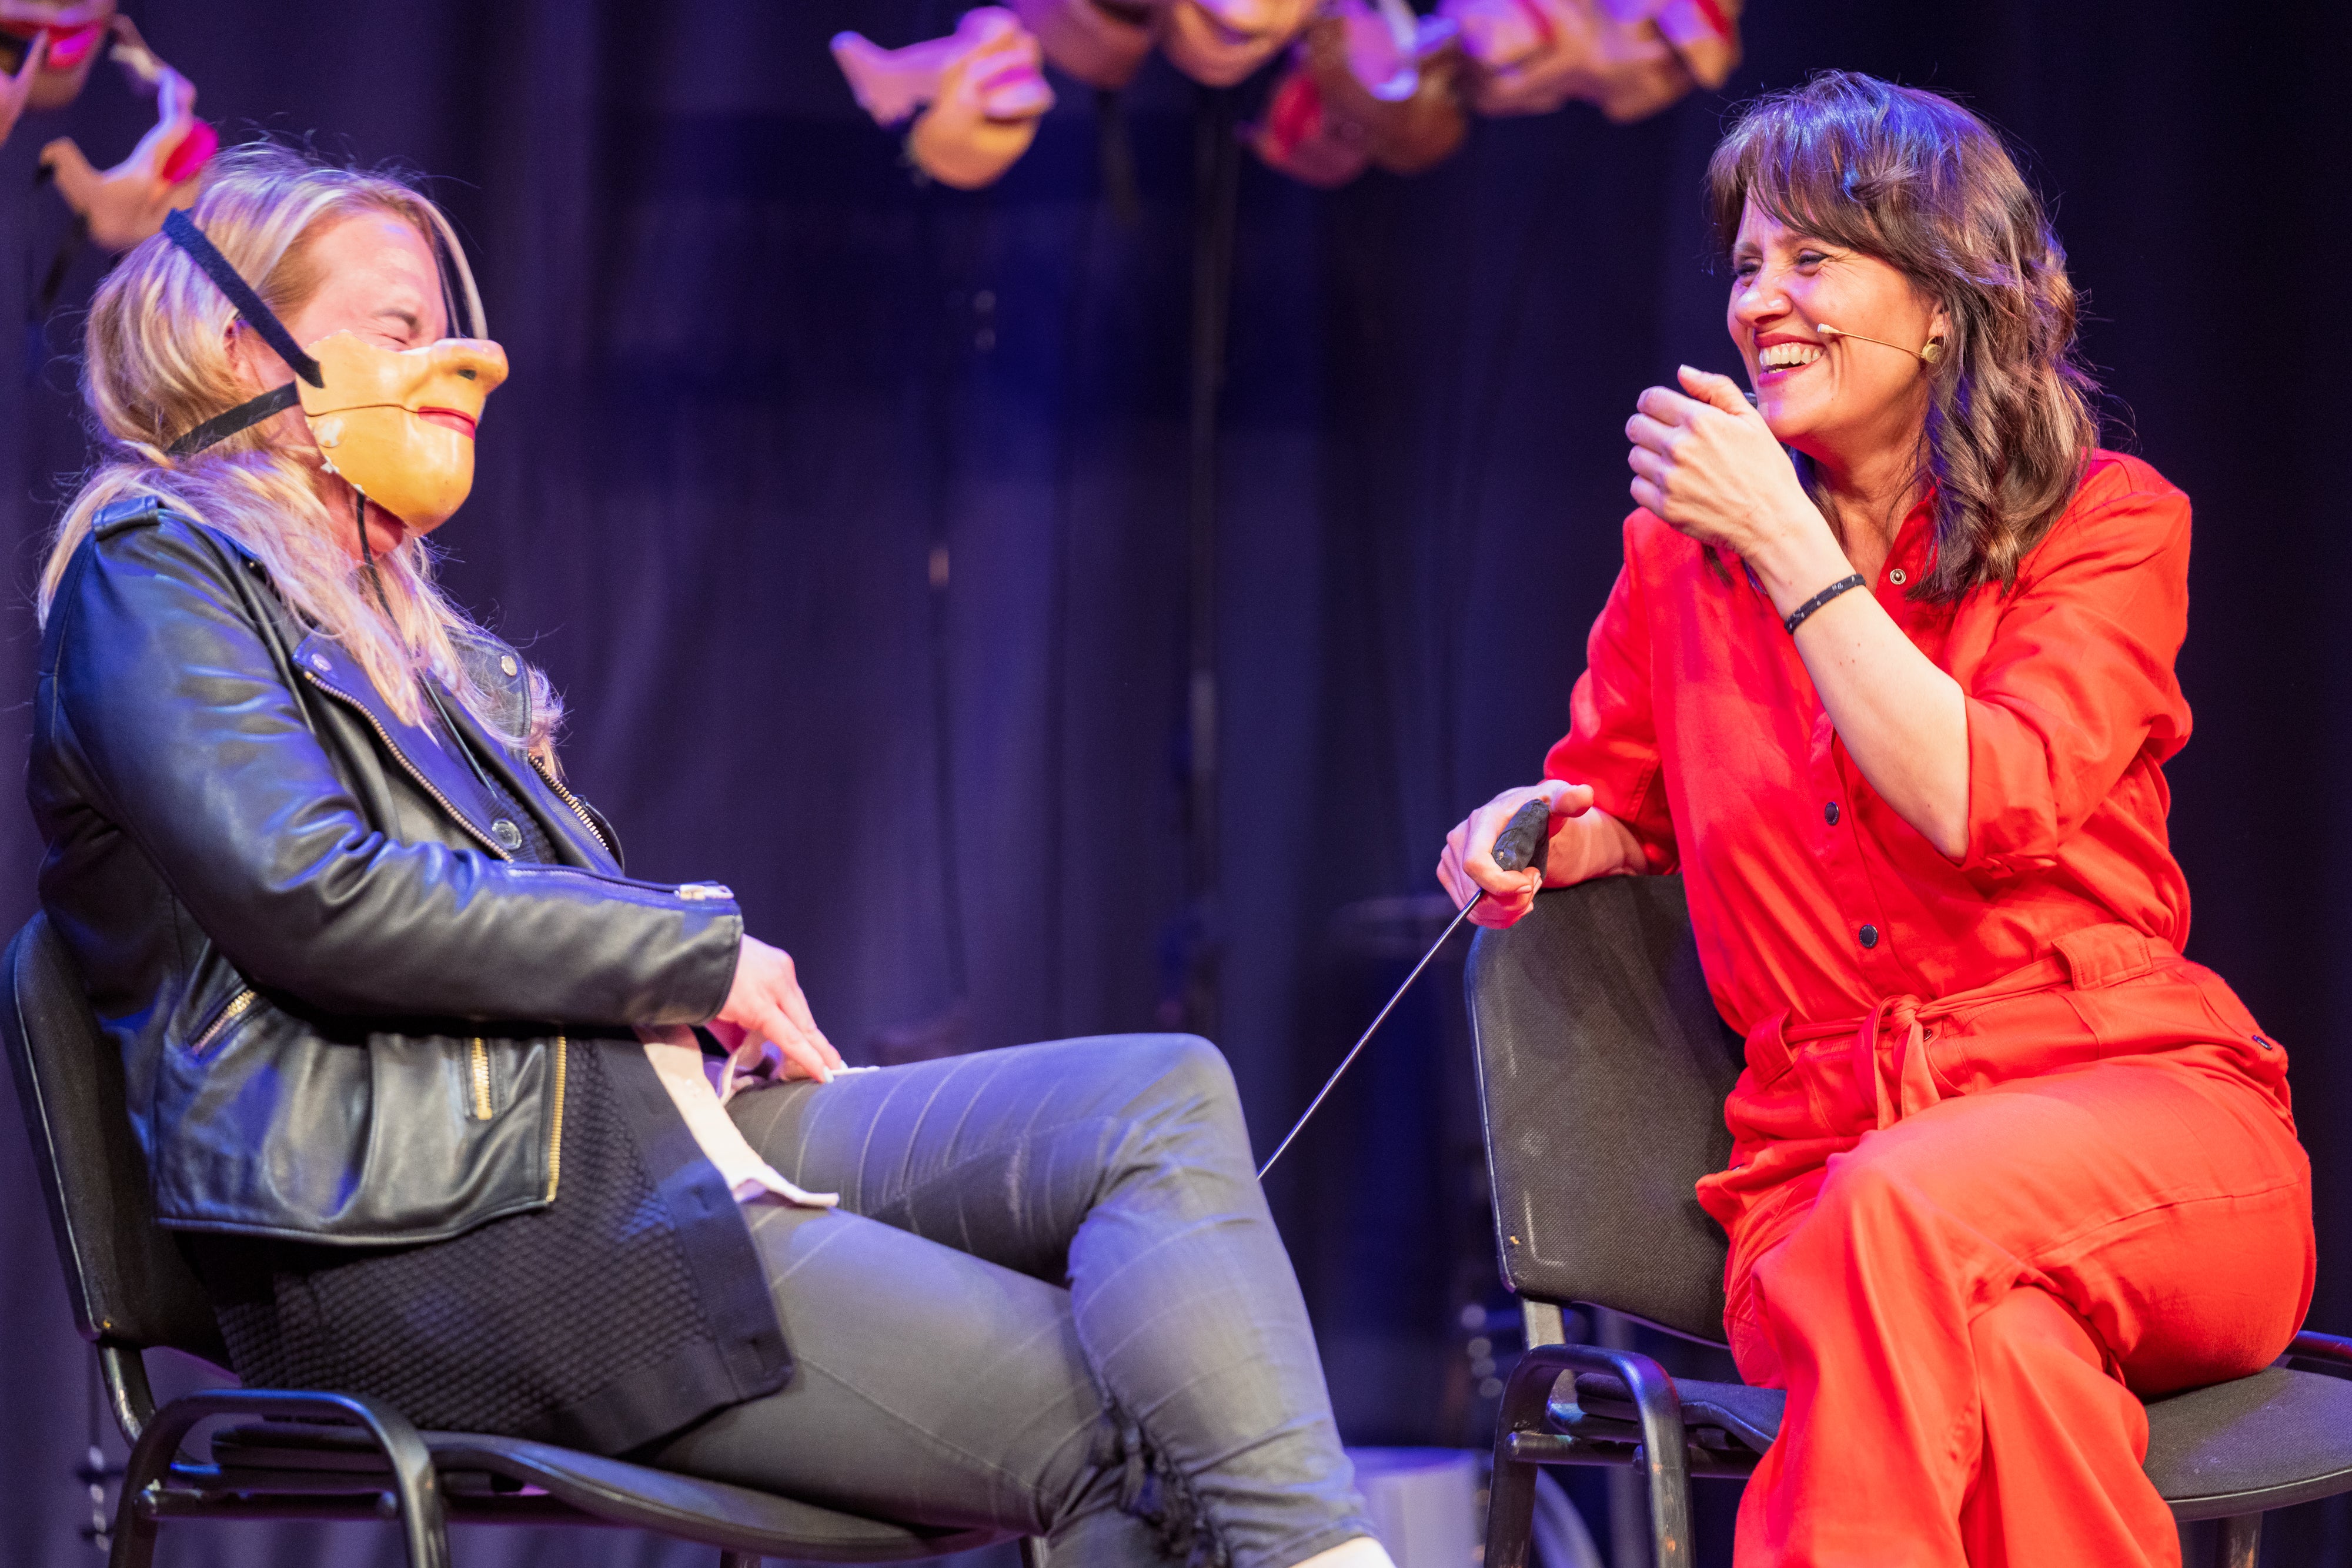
30, 498, 745, 1245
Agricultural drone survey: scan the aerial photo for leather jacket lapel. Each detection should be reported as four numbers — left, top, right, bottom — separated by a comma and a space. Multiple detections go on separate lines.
290, 630, 514, 860
445, 633, 626, 874
440, 684, 627, 876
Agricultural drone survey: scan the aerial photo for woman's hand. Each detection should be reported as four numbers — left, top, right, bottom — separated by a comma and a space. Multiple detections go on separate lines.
39, 66, 210, 253
1626, 365, 1825, 574
710, 934, 844, 1084
1438, 779, 1641, 929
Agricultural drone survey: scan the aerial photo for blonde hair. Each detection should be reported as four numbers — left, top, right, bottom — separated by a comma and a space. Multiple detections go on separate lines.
37, 141, 561, 759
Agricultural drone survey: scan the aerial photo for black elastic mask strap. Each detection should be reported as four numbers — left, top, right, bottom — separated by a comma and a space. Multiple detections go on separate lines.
165, 382, 300, 457
161, 208, 325, 388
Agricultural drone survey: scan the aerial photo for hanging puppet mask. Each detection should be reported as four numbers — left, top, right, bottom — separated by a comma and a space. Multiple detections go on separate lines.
159, 208, 507, 534
1251, 0, 1465, 186
0, 0, 115, 114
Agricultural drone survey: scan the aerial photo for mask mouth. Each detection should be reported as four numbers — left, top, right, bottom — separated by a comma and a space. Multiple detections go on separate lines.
41, 20, 104, 69
0, 20, 106, 72
416, 407, 477, 440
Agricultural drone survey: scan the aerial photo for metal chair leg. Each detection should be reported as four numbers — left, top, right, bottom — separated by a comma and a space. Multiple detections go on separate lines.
1483, 1346, 1550, 1568
1483, 1340, 1693, 1568
2213, 1513, 2261, 1568
103, 1480, 159, 1568
1020, 1537, 1050, 1568
108, 1389, 447, 1568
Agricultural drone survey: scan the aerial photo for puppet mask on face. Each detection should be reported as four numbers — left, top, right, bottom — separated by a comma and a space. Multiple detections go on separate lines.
299, 333, 508, 533
159, 209, 509, 534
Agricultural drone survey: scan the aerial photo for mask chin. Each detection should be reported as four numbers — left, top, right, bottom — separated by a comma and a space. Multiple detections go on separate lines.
311, 408, 475, 535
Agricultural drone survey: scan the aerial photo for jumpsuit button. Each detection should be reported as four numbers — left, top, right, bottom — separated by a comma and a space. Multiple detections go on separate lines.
1889, 567, 1908, 586
1859, 924, 1880, 949
1824, 801, 1841, 827
492, 819, 524, 851
2253, 1035, 2274, 1050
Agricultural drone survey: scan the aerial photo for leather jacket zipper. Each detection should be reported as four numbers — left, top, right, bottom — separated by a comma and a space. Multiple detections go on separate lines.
469, 1038, 493, 1120
190, 987, 259, 1056
545, 1037, 567, 1199
529, 754, 617, 862
299, 668, 512, 860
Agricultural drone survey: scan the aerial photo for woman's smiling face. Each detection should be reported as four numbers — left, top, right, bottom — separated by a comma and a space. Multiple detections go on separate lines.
1727, 197, 1946, 464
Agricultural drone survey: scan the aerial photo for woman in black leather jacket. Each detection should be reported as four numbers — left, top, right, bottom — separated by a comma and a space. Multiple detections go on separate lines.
31, 143, 1387, 1568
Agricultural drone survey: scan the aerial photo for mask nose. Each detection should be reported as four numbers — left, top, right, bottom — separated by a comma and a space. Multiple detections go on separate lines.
430, 339, 509, 399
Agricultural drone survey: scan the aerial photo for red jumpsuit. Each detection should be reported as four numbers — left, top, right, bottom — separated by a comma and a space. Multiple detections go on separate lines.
1544, 452, 2313, 1567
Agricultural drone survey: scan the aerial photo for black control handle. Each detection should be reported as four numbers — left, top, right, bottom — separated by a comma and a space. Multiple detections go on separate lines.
1490, 797, 1552, 877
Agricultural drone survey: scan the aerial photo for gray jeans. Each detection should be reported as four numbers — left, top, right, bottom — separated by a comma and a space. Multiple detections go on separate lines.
644, 1034, 1374, 1568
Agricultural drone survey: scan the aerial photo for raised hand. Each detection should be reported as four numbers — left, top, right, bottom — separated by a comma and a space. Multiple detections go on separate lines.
1625, 362, 1820, 569
42, 65, 216, 252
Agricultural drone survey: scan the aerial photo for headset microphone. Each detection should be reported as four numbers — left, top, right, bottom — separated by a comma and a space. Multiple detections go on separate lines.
1818, 323, 1945, 364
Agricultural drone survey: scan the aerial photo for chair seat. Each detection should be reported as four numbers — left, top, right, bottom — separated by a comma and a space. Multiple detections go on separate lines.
203, 1422, 1008, 1562
1565, 1366, 2352, 1520
2145, 1367, 2352, 1520
1565, 1373, 1780, 1455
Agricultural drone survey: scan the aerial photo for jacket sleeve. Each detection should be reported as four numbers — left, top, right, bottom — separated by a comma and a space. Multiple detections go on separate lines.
41, 516, 743, 1025
1959, 473, 2193, 875
1542, 514, 1678, 874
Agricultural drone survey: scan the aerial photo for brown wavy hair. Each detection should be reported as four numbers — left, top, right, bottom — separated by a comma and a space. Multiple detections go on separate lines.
1706, 71, 2099, 600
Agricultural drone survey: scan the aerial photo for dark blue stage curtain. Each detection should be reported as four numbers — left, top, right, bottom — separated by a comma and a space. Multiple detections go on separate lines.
1, 2, 2348, 1563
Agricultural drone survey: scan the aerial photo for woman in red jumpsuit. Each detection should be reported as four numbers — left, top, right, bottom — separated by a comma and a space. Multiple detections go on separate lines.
1439, 71, 2313, 1566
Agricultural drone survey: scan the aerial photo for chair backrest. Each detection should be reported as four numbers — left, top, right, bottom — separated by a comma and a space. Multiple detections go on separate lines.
2, 914, 226, 1363
1464, 875, 1745, 1342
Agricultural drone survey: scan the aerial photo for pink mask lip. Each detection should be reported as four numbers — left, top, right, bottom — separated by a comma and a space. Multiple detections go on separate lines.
33, 20, 103, 69
971, 56, 1047, 99
1185, 7, 1258, 46
1508, 0, 1556, 49
415, 407, 477, 440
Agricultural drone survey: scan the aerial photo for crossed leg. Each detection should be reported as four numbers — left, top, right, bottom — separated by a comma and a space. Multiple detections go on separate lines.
1726, 1058, 2312, 1567
649, 1034, 1377, 1568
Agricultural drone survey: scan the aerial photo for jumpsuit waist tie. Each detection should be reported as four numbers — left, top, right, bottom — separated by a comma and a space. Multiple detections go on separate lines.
1699, 922, 2203, 1246
1777, 922, 2177, 1134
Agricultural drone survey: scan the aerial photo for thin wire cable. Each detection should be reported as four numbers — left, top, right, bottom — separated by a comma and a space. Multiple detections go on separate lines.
1257, 797, 1551, 1178
1256, 891, 1484, 1179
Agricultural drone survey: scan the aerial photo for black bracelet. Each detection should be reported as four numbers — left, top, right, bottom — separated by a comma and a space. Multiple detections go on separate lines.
1782, 574, 1866, 635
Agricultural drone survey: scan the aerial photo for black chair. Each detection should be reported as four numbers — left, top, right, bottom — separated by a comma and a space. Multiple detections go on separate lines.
2, 912, 1035, 1568
1465, 875, 2352, 1568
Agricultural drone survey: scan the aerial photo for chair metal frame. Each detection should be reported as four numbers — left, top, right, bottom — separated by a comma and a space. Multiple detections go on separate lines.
1466, 877, 2352, 1568
4, 911, 1041, 1568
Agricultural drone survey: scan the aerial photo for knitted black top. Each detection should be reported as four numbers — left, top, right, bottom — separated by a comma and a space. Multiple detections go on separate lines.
191, 724, 787, 1455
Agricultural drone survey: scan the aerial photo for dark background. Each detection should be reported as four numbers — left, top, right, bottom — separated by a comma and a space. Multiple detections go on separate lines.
2, 1, 2348, 1563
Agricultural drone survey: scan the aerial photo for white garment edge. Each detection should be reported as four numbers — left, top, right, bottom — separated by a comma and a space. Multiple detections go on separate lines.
636, 1024, 840, 1208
